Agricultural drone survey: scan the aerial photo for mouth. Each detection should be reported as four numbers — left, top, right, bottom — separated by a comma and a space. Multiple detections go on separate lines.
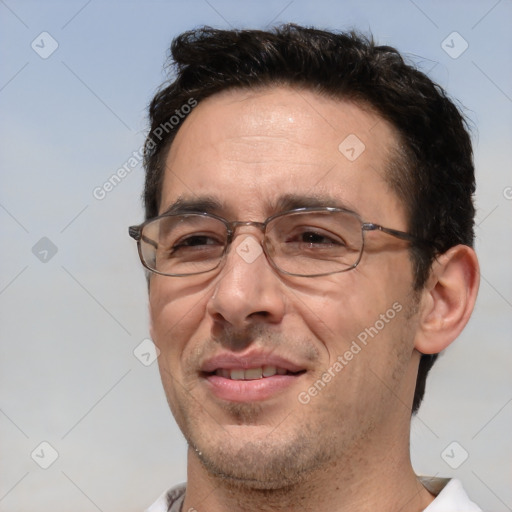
200, 355, 307, 402
208, 366, 304, 380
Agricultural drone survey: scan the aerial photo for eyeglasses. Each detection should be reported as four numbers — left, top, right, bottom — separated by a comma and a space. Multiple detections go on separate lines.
128, 207, 422, 278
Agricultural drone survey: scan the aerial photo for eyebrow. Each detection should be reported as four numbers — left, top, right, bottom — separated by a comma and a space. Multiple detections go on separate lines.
272, 194, 360, 216
160, 196, 225, 216
160, 193, 359, 218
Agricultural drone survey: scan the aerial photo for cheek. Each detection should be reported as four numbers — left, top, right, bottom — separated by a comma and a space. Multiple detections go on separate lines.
289, 271, 410, 359
149, 277, 211, 360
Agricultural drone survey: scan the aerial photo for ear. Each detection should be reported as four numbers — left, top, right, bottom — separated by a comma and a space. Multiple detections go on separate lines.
414, 245, 480, 355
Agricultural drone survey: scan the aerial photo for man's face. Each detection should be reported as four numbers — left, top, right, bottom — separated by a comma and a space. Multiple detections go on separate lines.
149, 87, 421, 487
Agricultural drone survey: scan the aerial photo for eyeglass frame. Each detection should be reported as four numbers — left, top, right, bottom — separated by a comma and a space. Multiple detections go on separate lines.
128, 206, 426, 278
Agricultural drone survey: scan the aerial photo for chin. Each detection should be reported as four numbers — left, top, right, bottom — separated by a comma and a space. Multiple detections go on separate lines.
186, 425, 333, 491
196, 450, 309, 490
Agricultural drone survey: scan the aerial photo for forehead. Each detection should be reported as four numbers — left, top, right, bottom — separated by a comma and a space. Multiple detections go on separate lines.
161, 86, 404, 223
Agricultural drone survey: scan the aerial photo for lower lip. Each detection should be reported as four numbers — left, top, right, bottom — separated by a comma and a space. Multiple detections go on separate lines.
203, 374, 303, 402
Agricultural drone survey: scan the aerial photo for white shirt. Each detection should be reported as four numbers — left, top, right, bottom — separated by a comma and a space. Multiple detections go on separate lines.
146, 478, 483, 511
421, 477, 483, 511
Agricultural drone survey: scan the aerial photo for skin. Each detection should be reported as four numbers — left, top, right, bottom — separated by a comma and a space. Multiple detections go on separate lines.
148, 86, 480, 511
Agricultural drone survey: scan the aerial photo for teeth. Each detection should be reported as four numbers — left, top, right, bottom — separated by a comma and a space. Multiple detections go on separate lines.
214, 366, 287, 380
262, 365, 277, 377
230, 369, 245, 380
244, 367, 263, 379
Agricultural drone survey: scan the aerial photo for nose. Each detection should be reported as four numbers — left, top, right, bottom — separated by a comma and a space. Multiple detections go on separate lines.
206, 233, 286, 329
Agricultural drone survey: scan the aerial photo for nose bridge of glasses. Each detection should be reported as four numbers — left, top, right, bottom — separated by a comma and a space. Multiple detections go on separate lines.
227, 220, 267, 241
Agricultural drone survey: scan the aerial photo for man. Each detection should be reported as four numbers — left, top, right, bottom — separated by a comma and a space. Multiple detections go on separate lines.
129, 25, 481, 511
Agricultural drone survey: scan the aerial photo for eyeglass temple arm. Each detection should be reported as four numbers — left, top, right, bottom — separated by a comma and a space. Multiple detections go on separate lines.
362, 223, 420, 243
128, 226, 158, 249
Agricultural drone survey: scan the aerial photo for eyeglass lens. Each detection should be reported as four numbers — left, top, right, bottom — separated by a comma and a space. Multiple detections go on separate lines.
139, 211, 364, 277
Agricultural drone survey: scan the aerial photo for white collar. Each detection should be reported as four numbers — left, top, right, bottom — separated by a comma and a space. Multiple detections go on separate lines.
420, 477, 483, 511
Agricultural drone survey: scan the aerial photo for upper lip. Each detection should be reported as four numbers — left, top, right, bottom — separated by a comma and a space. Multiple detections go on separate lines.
200, 350, 306, 373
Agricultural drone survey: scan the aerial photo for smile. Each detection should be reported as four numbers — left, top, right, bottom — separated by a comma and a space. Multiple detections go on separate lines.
213, 366, 299, 380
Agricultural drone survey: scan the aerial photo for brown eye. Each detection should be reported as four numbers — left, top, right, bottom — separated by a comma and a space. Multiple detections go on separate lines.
173, 235, 222, 248
299, 231, 344, 246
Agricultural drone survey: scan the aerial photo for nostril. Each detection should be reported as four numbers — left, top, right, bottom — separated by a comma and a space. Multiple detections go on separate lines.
249, 311, 271, 319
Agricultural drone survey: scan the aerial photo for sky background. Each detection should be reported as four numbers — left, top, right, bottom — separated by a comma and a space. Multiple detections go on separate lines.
1, 1, 511, 511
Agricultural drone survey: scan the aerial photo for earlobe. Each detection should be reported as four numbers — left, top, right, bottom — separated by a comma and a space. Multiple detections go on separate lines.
414, 245, 480, 355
